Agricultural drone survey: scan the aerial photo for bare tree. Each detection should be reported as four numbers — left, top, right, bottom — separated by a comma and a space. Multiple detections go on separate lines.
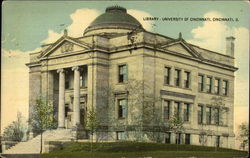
86, 108, 99, 157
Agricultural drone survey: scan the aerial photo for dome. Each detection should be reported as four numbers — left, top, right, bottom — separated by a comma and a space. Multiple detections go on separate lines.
84, 6, 144, 35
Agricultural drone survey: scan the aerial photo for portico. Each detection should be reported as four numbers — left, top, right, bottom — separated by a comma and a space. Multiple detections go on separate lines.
55, 65, 88, 129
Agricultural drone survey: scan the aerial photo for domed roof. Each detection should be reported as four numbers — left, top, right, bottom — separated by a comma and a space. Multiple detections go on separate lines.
84, 6, 144, 35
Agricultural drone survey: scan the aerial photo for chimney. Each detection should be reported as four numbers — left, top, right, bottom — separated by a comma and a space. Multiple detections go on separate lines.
226, 36, 235, 57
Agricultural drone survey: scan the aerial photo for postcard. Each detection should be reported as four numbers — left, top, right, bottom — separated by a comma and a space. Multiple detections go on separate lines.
1, 1, 249, 157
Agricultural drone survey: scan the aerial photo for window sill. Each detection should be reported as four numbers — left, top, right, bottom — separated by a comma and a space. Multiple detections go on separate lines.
198, 123, 228, 127
198, 91, 228, 97
163, 84, 192, 91
65, 88, 87, 91
116, 82, 128, 85
80, 87, 88, 89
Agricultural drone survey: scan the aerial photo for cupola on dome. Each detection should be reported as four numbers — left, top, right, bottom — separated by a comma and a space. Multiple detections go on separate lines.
84, 6, 144, 35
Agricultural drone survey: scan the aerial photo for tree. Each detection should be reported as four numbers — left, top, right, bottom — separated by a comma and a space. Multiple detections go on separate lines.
2, 112, 27, 142
210, 96, 228, 150
210, 96, 227, 126
86, 108, 99, 157
29, 97, 55, 153
168, 115, 184, 134
105, 79, 173, 142
124, 79, 164, 141
168, 115, 184, 149
101, 78, 186, 143
237, 122, 249, 150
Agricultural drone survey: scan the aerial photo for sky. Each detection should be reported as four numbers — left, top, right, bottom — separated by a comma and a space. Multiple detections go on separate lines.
1, 0, 249, 148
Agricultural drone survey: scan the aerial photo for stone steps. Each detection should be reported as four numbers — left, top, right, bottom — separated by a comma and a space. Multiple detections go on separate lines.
3, 129, 73, 154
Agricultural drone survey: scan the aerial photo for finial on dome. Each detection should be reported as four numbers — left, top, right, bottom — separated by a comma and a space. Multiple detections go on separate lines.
179, 32, 182, 39
105, 6, 127, 13
64, 29, 68, 36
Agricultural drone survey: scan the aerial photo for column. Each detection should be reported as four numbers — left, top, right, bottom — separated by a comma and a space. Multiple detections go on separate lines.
169, 100, 175, 117
211, 77, 215, 94
202, 104, 206, 124
219, 79, 223, 95
189, 104, 193, 123
72, 66, 80, 127
171, 133, 176, 144
203, 75, 207, 92
180, 69, 184, 88
170, 67, 174, 86
188, 71, 192, 89
180, 102, 184, 121
57, 69, 65, 128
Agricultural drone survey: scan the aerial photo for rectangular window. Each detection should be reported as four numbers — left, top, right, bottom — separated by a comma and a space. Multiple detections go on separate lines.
198, 105, 203, 124
65, 105, 69, 117
174, 102, 180, 118
222, 80, 228, 95
206, 107, 212, 125
65, 76, 70, 89
214, 79, 220, 94
118, 64, 128, 83
116, 131, 126, 140
65, 80, 70, 89
216, 136, 220, 147
165, 132, 171, 144
174, 69, 181, 87
185, 134, 191, 145
80, 76, 83, 88
80, 68, 88, 88
198, 75, 204, 91
176, 133, 181, 144
184, 71, 190, 88
214, 108, 220, 125
118, 99, 127, 119
163, 100, 170, 121
183, 103, 190, 122
206, 77, 212, 93
164, 67, 171, 85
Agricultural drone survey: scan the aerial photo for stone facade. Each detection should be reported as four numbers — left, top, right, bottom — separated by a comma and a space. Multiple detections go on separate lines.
26, 6, 237, 148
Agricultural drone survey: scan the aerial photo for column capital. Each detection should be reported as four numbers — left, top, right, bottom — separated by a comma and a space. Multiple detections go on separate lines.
72, 66, 79, 71
57, 68, 64, 73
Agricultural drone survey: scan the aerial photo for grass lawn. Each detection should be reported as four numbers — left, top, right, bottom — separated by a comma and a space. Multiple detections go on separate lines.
42, 142, 248, 158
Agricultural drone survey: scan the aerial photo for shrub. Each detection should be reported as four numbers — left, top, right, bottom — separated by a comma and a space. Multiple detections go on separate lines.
2, 112, 27, 142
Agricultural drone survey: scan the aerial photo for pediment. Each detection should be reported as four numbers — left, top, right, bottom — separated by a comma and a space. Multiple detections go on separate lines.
161, 41, 200, 59
39, 37, 91, 58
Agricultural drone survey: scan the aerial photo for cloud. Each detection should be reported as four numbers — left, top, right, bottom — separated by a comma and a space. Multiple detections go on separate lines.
187, 11, 249, 56
41, 9, 100, 44
128, 9, 154, 31
41, 8, 153, 44
188, 11, 231, 54
41, 29, 63, 44
67, 9, 101, 37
